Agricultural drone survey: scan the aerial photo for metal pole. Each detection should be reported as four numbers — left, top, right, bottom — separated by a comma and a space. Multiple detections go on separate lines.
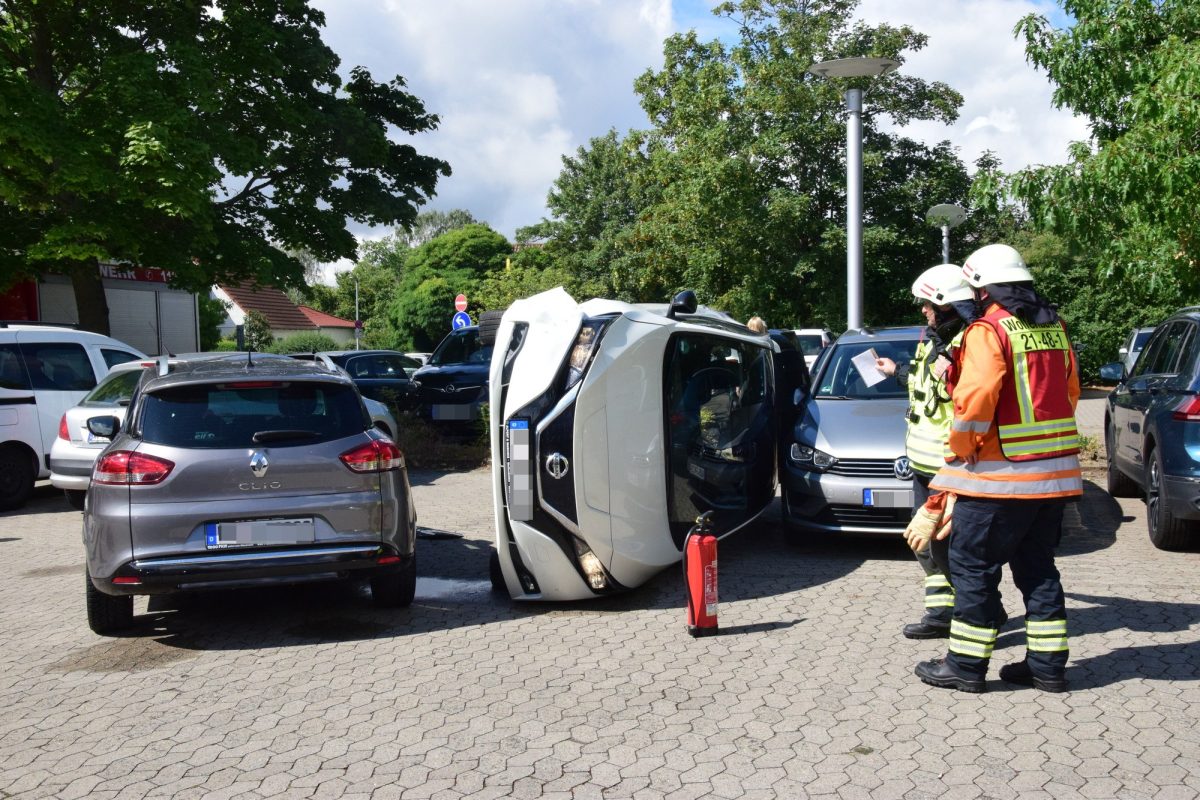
942, 224, 951, 264
845, 88, 863, 330
354, 278, 360, 350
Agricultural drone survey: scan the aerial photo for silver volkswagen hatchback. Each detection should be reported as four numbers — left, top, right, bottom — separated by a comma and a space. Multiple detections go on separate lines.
82, 357, 417, 634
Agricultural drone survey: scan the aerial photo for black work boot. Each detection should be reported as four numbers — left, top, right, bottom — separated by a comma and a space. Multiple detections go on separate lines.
914, 657, 986, 693
902, 620, 950, 639
999, 660, 1068, 693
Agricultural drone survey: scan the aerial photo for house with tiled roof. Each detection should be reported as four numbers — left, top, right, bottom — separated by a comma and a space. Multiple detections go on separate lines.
212, 282, 316, 342
297, 305, 357, 346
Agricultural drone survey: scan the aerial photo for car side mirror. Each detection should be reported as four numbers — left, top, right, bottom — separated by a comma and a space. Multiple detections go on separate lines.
87, 415, 120, 439
666, 290, 698, 319
1099, 362, 1125, 383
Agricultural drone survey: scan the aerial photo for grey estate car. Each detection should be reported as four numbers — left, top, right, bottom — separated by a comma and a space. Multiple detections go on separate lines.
82, 357, 417, 634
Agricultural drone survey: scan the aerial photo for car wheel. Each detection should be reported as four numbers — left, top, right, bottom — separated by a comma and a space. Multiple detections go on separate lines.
0, 444, 34, 512
65, 490, 86, 511
371, 556, 417, 608
489, 549, 506, 593
1145, 446, 1197, 551
85, 569, 133, 635
1105, 424, 1139, 497
478, 310, 505, 347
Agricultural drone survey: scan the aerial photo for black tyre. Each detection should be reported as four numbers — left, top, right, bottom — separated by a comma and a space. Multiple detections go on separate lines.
1105, 424, 1139, 498
477, 310, 505, 347
489, 549, 506, 593
371, 556, 417, 608
85, 570, 133, 635
0, 444, 34, 512
65, 490, 86, 511
1146, 446, 1198, 551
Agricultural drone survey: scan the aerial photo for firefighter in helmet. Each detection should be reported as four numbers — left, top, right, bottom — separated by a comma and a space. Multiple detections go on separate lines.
914, 243, 1081, 693
876, 263, 980, 639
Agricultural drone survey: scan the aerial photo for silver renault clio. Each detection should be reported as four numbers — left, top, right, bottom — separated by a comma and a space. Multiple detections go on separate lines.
82, 356, 417, 634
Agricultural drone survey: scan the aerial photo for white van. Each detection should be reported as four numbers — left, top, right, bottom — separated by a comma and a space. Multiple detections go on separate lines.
0, 325, 144, 510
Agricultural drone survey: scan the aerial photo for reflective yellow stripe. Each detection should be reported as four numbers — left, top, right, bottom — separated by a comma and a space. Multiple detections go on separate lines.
1000, 418, 1078, 436
1014, 352, 1035, 425
949, 639, 994, 658
951, 619, 998, 641
925, 596, 956, 608
1027, 637, 1069, 652
1026, 619, 1068, 635
1001, 435, 1081, 456
924, 575, 952, 589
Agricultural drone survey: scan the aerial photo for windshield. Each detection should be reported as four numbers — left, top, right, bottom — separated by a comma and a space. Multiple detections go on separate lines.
814, 339, 918, 399
430, 329, 493, 367
797, 335, 825, 355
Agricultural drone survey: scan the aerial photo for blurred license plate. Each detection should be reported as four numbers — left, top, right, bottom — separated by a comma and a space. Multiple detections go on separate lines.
205, 518, 315, 550
863, 489, 913, 508
433, 404, 473, 421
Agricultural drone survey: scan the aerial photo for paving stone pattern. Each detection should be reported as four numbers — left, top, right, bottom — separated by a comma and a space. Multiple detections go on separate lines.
1, 465, 1198, 799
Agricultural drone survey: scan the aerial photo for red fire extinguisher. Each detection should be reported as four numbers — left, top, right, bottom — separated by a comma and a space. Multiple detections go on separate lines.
684, 511, 718, 637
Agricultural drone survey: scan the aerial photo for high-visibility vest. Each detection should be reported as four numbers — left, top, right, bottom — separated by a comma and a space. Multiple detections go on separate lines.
974, 308, 1080, 461
905, 333, 962, 475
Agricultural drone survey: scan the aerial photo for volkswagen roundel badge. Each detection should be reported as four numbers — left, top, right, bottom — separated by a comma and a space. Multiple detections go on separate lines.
250, 450, 270, 478
546, 452, 570, 480
893, 456, 913, 481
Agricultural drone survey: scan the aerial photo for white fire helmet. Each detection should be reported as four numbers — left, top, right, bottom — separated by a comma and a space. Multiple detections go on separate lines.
911, 263, 974, 305
961, 244, 1033, 287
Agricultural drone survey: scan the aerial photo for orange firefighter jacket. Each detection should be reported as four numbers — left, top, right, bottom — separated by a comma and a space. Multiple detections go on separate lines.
929, 302, 1083, 500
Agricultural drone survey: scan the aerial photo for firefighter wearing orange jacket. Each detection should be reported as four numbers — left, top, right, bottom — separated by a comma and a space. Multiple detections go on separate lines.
914, 243, 1081, 694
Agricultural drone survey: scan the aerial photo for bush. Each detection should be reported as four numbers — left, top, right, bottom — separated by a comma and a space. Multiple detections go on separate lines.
267, 332, 339, 354
213, 338, 238, 351
393, 414, 490, 471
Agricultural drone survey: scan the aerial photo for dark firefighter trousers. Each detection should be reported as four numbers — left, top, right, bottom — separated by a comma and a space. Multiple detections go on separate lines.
946, 496, 1069, 679
913, 472, 953, 626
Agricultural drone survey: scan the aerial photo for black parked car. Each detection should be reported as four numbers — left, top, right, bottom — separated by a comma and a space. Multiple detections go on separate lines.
1101, 310, 1200, 550
412, 326, 493, 427
291, 350, 421, 409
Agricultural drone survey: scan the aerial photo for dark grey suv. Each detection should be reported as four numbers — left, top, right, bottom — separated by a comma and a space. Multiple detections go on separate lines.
1102, 309, 1200, 550
82, 357, 417, 634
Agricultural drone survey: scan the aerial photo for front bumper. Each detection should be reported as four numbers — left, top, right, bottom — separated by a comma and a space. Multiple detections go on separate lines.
781, 463, 913, 535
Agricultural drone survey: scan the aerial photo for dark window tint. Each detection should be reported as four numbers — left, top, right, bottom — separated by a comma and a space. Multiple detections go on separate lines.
140, 381, 367, 448
344, 354, 413, 379
19, 342, 96, 391
814, 339, 917, 399
797, 335, 825, 355
430, 330, 493, 366
1136, 322, 1188, 377
101, 348, 141, 369
81, 369, 142, 407
664, 333, 775, 544
0, 344, 29, 390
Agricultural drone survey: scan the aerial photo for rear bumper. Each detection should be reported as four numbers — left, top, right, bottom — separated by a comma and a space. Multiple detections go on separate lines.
90, 543, 410, 596
1163, 475, 1200, 521
49, 456, 94, 490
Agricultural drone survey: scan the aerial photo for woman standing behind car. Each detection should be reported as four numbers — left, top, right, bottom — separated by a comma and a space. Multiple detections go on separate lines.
875, 264, 978, 641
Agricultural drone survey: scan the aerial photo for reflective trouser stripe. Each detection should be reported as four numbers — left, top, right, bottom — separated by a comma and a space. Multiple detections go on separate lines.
949, 619, 997, 659
1026, 619, 1069, 652
924, 574, 954, 609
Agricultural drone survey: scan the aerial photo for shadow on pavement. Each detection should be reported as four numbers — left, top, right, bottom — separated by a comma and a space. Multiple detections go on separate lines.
1058, 480, 1120, 557
0, 484, 75, 518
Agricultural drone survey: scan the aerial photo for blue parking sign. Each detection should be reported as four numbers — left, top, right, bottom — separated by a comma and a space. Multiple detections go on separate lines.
452, 310, 471, 330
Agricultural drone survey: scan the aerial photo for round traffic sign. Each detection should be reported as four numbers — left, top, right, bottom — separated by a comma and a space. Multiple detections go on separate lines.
452, 310, 471, 330
454, 294, 468, 312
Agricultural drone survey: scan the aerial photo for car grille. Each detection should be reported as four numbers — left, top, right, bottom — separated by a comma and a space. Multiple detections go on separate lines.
825, 504, 909, 529
826, 458, 898, 478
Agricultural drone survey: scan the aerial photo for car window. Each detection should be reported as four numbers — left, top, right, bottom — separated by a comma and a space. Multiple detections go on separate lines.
430, 330, 492, 366
81, 369, 143, 406
815, 340, 916, 399
139, 381, 367, 448
797, 335, 825, 355
19, 342, 97, 391
1135, 322, 1187, 377
101, 348, 141, 370
1173, 323, 1200, 379
347, 354, 411, 379
0, 344, 30, 390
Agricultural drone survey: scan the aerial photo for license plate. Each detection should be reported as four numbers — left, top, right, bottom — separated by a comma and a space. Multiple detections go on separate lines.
505, 419, 532, 521
863, 489, 914, 508
205, 518, 316, 550
433, 403, 473, 421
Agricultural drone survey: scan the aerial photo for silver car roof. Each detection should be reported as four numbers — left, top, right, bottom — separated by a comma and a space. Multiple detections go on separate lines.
139, 356, 349, 392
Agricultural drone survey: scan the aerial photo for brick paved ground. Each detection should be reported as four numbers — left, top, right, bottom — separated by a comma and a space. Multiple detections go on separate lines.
1, 465, 1198, 799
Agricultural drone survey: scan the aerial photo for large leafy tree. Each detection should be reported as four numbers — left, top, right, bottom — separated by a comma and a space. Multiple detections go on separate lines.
995, 0, 1200, 287
0, 1, 449, 335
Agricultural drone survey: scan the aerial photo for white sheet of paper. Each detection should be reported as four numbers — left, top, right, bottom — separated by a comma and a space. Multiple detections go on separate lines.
851, 347, 887, 387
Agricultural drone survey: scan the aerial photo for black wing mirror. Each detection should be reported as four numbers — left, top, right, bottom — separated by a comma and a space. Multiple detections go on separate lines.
666, 290, 698, 319
86, 415, 121, 439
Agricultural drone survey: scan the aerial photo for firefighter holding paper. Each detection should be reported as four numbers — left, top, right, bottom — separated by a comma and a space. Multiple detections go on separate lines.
913, 243, 1081, 694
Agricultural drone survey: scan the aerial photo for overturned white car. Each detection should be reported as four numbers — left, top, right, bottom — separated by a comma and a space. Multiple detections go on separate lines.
488, 288, 781, 601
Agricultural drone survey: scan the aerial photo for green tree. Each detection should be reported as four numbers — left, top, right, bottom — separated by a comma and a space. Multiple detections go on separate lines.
242, 310, 273, 351
400, 209, 479, 248
197, 294, 228, 351
997, 0, 1200, 287
267, 331, 339, 354
0, 1, 449, 335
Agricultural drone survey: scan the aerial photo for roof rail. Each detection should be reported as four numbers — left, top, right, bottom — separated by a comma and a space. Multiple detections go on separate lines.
0, 320, 78, 329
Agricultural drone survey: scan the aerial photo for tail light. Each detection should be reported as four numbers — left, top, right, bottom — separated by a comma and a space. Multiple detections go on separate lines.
340, 439, 404, 473
93, 451, 175, 485
1172, 396, 1200, 421
58, 414, 69, 441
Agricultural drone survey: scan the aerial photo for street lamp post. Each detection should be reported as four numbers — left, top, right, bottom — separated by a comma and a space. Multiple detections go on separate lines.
354, 277, 360, 351
807, 57, 899, 330
926, 203, 967, 264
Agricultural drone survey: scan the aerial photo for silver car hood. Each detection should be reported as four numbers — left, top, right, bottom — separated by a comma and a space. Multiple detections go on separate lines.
796, 397, 909, 460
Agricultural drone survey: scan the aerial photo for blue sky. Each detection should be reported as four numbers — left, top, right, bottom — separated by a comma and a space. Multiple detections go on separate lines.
310, 0, 1086, 278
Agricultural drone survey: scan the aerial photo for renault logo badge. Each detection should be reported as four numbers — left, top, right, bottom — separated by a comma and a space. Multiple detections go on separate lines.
546, 452, 570, 480
250, 451, 270, 478
894, 456, 913, 481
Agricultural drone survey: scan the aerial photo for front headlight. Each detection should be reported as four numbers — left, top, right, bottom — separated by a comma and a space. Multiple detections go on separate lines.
562, 318, 613, 392
789, 443, 837, 471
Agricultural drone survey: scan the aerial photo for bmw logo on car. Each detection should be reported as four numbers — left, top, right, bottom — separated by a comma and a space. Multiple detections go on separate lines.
894, 456, 913, 481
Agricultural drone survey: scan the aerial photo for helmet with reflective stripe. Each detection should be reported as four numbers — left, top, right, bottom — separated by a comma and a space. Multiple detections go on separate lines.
961, 244, 1033, 287
911, 263, 973, 305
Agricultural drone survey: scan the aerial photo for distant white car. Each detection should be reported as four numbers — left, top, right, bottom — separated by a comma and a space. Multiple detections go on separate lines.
792, 328, 835, 370
405, 352, 431, 366
50, 353, 399, 509
1118, 326, 1156, 376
